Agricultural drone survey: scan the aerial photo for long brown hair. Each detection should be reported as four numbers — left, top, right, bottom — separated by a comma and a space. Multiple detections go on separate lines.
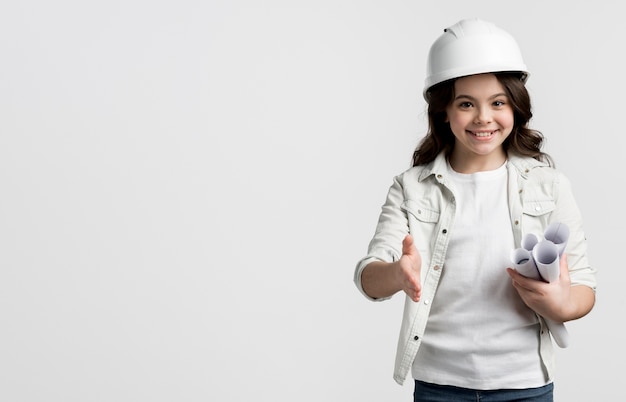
412, 73, 553, 167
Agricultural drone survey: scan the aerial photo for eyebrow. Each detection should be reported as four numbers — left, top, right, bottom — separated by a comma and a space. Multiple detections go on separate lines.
454, 92, 508, 101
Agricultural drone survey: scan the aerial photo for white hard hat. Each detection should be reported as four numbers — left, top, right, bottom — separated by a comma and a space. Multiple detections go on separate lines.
423, 18, 529, 101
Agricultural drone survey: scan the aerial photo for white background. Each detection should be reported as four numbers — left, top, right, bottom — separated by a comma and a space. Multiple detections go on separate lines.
0, 1, 621, 401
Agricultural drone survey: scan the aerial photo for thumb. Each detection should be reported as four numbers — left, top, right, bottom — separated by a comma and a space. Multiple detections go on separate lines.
559, 253, 569, 279
402, 234, 415, 256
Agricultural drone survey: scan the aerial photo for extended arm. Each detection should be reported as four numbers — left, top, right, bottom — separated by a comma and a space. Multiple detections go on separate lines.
361, 234, 423, 302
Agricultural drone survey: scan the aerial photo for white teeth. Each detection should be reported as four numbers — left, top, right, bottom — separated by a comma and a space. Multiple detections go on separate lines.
472, 131, 493, 137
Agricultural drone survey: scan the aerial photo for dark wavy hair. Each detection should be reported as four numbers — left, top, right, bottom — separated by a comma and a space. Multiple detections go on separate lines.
412, 73, 553, 167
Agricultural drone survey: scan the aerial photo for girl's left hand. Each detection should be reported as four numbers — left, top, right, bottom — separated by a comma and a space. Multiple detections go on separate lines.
506, 253, 572, 322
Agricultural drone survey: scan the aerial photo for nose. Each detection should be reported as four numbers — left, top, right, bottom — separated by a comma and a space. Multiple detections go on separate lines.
474, 107, 492, 124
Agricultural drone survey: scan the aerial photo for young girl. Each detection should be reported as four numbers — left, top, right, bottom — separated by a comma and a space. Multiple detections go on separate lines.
354, 18, 596, 402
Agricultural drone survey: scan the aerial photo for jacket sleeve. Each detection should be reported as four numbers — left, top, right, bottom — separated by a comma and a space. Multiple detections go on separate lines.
354, 173, 411, 301
550, 171, 597, 292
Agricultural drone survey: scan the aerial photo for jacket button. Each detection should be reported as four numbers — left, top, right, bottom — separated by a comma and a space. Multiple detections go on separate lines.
414, 335, 419, 341
442, 229, 447, 234
433, 265, 440, 271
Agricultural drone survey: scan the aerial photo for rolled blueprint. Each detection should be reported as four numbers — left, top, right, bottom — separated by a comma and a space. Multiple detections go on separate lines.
510, 248, 540, 280
543, 221, 569, 257
512, 233, 541, 279
512, 242, 569, 347
532, 240, 560, 283
510, 224, 571, 348
545, 317, 570, 348
521, 232, 539, 252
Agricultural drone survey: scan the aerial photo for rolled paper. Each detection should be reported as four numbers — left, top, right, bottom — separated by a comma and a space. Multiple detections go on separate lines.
532, 240, 560, 283
510, 248, 541, 280
510, 223, 570, 348
521, 233, 539, 251
543, 222, 569, 256
545, 318, 570, 348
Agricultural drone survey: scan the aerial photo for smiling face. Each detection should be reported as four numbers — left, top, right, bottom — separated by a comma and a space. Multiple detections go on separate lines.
446, 73, 515, 173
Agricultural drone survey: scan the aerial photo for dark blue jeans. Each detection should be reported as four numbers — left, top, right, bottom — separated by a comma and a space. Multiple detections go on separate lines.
414, 380, 553, 402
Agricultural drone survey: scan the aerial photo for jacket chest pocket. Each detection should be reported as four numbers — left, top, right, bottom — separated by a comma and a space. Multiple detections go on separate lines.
520, 180, 556, 219
523, 200, 556, 217
401, 199, 440, 226
401, 199, 440, 258
522, 199, 556, 235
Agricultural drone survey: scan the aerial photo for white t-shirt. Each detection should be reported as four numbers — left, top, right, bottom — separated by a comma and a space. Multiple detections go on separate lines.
412, 161, 548, 389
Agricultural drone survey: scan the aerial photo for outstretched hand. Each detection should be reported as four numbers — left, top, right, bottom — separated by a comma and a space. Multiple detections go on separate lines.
396, 234, 422, 302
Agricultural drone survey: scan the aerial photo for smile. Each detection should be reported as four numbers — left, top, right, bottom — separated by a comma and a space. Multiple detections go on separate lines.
468, 130, 497, 137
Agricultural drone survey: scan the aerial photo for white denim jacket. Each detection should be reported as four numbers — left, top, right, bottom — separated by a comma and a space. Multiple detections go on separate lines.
354, 152, 597, 385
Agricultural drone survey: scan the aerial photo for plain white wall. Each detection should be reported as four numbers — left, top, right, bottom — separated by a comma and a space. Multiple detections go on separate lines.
0, 1, 621, 401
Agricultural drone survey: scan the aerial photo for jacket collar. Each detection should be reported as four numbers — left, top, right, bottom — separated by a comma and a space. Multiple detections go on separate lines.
417, 151, 549, 182
506, 152, 550, 179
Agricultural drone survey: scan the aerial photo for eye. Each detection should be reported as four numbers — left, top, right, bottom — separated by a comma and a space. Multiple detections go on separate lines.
459, 101, 473, 108
493, 100, 506, 107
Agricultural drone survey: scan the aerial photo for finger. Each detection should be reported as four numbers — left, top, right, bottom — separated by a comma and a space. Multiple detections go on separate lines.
407, 276, 420, 292
506, 267, 519, 279
402, 234, 414, 255
407, 286, 420, 302
559, 253, 569, 278
506, 268, 530, 286
507, 268, 538, 292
